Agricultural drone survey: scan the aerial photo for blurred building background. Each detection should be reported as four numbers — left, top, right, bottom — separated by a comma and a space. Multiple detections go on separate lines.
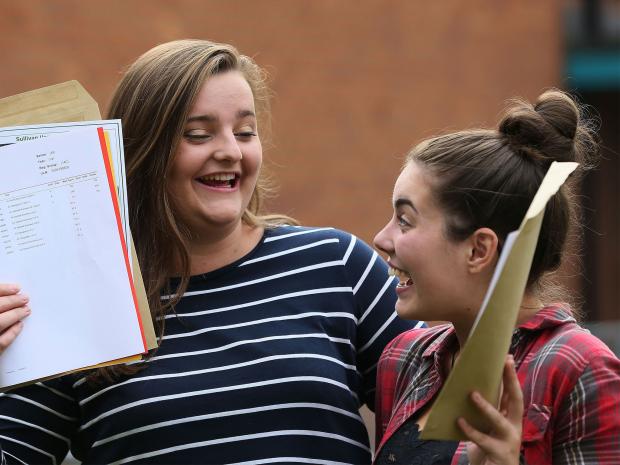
563, 0, 620, 352
1, 0, 618, 458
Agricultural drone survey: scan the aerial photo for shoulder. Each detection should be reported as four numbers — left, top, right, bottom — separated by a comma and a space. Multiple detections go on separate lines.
263, 225, 353, 247
376, 325, 449, 403
263, 225, 372, 260
529, 322, 617, 375
520, 320, 620, 407
380, 324, 451, 367
519, 306, 617, 375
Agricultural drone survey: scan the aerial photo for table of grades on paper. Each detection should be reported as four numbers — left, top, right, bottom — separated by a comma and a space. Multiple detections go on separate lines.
0, 119, 130, 254
0, 169, 103, 258
0, 129, 113, 264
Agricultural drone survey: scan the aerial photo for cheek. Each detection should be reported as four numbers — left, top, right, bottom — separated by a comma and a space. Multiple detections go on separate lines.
166, 171, 190, 199
395, 234, 425, 265
430, 248, 466, 287
172, 141, 204, 170
168, 153, 189, 184
243, 148, 263, 177
166, 155, 195, 203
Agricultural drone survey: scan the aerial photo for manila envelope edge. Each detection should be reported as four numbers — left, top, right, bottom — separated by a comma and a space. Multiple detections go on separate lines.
101, 130, 157, 351
0, 80, 100, 126
420, 162, 578, 440
0, 354, 142, 393
0, 82, 156, 363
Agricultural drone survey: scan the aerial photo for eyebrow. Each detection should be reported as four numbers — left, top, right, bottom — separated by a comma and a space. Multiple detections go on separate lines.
186, 110, 256, 123
394, 197, 419, 214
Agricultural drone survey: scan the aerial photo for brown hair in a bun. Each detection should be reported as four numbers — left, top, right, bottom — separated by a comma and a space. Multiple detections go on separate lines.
406, 89, 599, 296
499, 89, 597, 167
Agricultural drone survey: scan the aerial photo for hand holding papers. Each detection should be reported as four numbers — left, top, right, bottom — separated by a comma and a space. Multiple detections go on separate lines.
420, 161, 579, 441
0, 82, 156, 352
0, 81, 156, 389
0, 128, 147, 389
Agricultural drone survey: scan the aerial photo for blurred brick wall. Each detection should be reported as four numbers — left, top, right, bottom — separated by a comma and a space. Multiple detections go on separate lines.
0, 0, 562, 246
0, 1, 567, 458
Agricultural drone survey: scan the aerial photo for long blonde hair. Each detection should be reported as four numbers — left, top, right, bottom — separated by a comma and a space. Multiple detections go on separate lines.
96, 39, 294, 381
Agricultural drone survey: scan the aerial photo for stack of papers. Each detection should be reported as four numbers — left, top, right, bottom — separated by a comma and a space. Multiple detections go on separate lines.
0, 82, 156, 390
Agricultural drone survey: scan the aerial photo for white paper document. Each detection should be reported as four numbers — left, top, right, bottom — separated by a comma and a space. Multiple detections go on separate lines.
0, 127, 146, 388
0, 120, 130, 266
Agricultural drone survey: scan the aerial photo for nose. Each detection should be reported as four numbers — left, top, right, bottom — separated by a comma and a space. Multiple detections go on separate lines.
213, 132, 243, 162
373, 221, 394, 256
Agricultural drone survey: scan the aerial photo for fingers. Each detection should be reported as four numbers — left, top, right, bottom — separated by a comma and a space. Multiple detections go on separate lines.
458, 416, 501, 452
0, 321, 24, 353
503, 356, 524, 425
0, 284, 21, 297
0, 291, 29, 314
460, 355, 523, 465
470, 390, 513, 436
459, 415, 521, 465
0, 305, 31, 332
0, 284, 30, 354
458, 392, 520, 465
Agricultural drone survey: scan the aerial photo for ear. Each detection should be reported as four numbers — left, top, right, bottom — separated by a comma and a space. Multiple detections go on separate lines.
466, 227, 499, 274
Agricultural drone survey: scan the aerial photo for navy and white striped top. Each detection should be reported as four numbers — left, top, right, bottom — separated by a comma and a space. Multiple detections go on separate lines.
0, 226, 422, 464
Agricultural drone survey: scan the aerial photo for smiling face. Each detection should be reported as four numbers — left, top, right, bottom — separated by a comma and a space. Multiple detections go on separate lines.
167, 71, 262, 235
374, 161, 474, 322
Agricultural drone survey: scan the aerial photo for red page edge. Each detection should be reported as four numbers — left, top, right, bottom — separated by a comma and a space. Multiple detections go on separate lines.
97, 127, 147, 353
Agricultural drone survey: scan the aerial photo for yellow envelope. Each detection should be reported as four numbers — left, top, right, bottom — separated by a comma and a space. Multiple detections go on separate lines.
420, 161, 578, 440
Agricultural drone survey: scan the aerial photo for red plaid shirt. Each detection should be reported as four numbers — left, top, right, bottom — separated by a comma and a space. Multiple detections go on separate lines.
375, 305, 620, 464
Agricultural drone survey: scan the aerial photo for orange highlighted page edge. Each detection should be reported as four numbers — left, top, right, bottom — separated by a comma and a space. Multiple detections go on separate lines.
97, 127, 147, 353
104, 129, 157, 351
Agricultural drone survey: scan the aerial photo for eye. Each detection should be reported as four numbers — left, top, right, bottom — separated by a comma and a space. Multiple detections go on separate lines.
235, 130, 257, 140
184, 129, 211, 143
397, 214, 411, 229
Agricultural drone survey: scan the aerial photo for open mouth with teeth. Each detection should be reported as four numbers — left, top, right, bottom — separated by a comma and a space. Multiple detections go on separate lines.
196, 173, 240, 189
388, 266, 413, 288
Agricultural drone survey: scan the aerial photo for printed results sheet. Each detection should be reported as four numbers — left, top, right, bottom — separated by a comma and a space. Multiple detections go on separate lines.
0, 127, 146, 388
0, 120, 130, 266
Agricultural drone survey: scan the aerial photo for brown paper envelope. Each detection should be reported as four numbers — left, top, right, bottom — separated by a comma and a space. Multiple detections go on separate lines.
0, 80, 101, 126
0, 81, 157, 354
129, 236, 157, 350
420, 162, 578, 440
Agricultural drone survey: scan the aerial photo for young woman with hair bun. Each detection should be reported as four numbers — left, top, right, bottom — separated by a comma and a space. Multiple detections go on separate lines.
373, 90, 620, 465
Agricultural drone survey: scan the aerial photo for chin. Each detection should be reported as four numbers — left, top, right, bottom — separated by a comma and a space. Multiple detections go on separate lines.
395, 301, 420, 321
396, 298, 439, 323
207, 210, 242, 221
199, 205, 245, 224
181, 211, 243, 233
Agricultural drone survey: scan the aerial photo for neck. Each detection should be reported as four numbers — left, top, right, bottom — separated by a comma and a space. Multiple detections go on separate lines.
176, 220, 264, 276
451, 291, 543, 350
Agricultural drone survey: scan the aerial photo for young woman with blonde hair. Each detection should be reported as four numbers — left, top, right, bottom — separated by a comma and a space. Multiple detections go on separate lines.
0, 39, 419, 464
